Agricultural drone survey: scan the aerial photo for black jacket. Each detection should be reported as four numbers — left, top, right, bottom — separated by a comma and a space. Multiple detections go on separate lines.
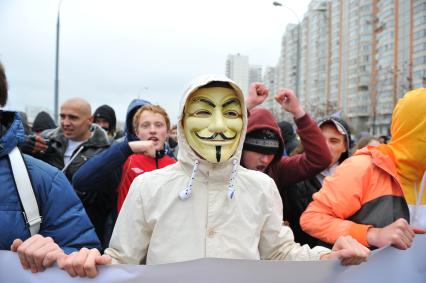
28, 124, 110, 181
286, 176, 328, 248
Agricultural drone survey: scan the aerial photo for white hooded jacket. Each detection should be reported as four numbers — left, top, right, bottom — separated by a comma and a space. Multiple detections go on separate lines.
105, 75, 330, 264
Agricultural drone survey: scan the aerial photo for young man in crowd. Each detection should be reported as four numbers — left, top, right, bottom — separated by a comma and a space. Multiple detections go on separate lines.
71, 98, 160, 249
117, 104, 176, 212
93, 104, 124, 141
240, 83, 332, 226
286, 117, 353, 247
58, 75, 369, 278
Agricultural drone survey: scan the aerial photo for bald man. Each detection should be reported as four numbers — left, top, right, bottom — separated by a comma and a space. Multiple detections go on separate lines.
22, 98, 110, 180
60, 98, 93, 142
22, 98, 111, 245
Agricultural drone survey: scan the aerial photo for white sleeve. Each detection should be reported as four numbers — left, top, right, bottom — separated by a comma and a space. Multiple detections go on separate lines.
258, 178, 330, 261
104, 176, 152, 264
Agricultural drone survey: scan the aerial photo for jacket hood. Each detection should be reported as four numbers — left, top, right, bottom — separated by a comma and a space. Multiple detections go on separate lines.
245, 108, 284, 164
384, 88, 426, 205
0, 111, 25, 158
124, 98, 151, 141
32, 111, 56, 133
176, 75, 247, 170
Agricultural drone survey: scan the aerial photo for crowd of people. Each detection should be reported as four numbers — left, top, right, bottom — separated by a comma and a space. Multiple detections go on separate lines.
1, 60, 425, 278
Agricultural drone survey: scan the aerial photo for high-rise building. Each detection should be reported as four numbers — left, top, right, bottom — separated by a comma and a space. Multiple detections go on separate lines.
373, 0, 426, 134
277, 24, 299, 93
299, 0, 329, 118
326, 0, 374, 131
249, 65, 263, 84
225, 54, 249, 95
275, 24, 299, 121
262, 66, 281, 117
274, 0, 426, 135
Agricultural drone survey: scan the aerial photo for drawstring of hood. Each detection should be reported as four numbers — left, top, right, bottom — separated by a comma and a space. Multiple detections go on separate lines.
227, 159, 238, 200
62, 146, 85, 174
179, 158, 240, 200
411, 170, 426, 225
179, 160, 199, 200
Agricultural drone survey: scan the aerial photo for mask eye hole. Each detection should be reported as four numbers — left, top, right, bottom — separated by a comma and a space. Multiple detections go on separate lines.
191, 109, 211, 118
224, 110, 240, 119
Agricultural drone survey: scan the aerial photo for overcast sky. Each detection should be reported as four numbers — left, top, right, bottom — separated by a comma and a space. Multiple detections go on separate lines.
0, 0, 311, 124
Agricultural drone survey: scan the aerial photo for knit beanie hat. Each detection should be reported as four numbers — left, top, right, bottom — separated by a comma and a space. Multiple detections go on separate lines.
94, 105, 116, 133
243, 128, 280, 155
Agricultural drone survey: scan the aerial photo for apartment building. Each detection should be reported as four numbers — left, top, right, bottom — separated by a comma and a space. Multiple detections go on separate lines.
274, 0, 426, 135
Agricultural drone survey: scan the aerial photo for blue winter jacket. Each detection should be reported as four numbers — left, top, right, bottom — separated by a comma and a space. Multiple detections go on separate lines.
0, 111, 101, 254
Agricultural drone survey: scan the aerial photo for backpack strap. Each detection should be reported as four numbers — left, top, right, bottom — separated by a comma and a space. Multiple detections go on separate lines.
8, 147, 42, 236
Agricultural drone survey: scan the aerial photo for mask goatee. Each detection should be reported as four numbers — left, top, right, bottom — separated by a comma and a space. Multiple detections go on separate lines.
216, 145, 222, 162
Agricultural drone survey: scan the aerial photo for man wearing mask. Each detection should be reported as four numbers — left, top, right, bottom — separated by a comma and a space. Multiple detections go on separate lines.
58, 75, 369, 278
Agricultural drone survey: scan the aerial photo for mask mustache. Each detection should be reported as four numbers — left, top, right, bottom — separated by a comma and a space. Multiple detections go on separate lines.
195, 132, 237, 141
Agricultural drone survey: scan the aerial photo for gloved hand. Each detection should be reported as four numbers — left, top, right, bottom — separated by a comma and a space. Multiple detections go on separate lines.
21, 135, 49, 154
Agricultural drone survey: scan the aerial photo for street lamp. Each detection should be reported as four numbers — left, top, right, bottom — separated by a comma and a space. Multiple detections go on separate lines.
273, 1, 301, 96
54, 0, 64, 123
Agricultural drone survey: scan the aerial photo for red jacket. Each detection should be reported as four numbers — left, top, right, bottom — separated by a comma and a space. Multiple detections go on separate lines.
117, 153, 176, 212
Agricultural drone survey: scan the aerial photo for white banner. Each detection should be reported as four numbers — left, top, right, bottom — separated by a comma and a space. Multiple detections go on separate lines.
1, 235, 425, 283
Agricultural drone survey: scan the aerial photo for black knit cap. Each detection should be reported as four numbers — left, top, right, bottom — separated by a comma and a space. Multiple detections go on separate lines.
243, 129, 280, 155
93, 105, 116, 133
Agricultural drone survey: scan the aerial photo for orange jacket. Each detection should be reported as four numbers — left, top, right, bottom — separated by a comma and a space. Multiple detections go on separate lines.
300, 147, 409, 247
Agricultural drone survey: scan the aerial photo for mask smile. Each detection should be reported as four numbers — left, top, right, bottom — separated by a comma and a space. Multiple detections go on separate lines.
194, 132, 237, 141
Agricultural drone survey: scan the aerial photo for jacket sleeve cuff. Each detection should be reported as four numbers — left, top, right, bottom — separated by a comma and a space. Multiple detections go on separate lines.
120, 142, 134, 156
348, 222, 372, 247
294, 113, 313, 129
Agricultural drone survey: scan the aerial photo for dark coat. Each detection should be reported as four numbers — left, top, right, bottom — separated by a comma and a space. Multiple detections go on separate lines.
32, 123, 110, 181
286, 177, 325, 247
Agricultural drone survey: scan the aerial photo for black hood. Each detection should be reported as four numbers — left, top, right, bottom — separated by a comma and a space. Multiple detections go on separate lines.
32, 111, 56, 133
94, 105, 117, 133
